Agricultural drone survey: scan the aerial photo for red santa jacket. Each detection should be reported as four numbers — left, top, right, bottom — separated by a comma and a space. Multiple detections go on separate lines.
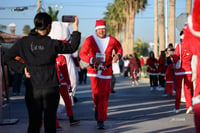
146, 57, 159, 75
127, 56, 139, 72
183, 25, 200, 97
158, 56, 166, 76
164, 64, 174, 83
56, 55, 71, 87
173, 43, 192, 75
79, 35, 122, 79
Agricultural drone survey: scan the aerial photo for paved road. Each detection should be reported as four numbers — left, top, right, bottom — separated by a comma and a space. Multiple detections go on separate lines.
0, 75, 195, 133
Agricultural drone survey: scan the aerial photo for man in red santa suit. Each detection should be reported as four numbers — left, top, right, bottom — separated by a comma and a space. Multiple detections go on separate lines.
172, 31, 193, 114
79, 19, 123, 129
182, 0, 200, 132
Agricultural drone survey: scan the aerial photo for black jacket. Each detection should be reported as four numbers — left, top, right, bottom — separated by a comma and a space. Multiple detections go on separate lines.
4, 31, 81, 88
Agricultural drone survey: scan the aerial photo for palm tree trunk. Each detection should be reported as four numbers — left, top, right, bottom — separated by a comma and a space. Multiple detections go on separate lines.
154, 0, 158, 57
158, 0, 165, 52
122, 23, 127, 56
168, 0, 175, 46
186, 0, 192, 14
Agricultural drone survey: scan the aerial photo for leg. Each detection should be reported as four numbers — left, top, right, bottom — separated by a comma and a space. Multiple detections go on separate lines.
59, 85, 73, 117
24, 79, 43, 133
193, 103, 200, 133
97, 78, 111, 122
164, 83, 170, 94
110, 74, 116, 93
184, 74, 193, 109
149, 75, 153, 87
90, 77, 111, 122
175, 75, 184, 110
43, 87, 59, 133
169, 83, 174, 96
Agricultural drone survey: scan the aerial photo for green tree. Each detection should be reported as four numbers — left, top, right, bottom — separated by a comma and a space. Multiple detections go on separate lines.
0, 24, 7, 32
23, 25, 31, 35
48, 6, 59, 21
0, 36, 5, 43
134, 38, 149, 57
104, 0, 147, 55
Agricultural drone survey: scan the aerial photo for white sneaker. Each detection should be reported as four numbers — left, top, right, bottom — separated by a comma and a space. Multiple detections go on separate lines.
131, 82, 135, 86
172, 108, 180, 113
150, 87, 154, 91
162, 94, 168, 97
186, 106, 193, 114
173, 90, 176, 96
135, 81, 139, 86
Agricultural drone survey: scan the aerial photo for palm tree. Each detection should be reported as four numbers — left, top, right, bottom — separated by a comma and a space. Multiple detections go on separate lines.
23, 25, 31, 36
0, 24, 6, 32
154, 0, 158, 57
104, 0, 147, 55
158, 0, 165, 52
168, 0, 175, 47
104, 1, 124, 40
48, 6, 59, 21
104, 0, 126, 54
122, 0, 147, 55
186, 0, 192, 14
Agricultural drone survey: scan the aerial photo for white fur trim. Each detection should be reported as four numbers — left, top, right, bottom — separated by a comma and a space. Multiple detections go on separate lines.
90, 57, 94, 64
48, 21, 71, 40
175, 71, 192, 75
188, 15, 200, 37
166, 81, 173, 83
193, 96, 200, 105
95, 25, 106, 30
87, 73, 112, 79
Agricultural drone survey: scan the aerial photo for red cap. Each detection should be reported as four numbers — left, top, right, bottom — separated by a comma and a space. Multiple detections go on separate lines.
95, 19, 106, 30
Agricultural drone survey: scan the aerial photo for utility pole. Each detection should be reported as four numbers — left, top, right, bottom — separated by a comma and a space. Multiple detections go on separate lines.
37, 0, 42, 13
165, 0, 168, 48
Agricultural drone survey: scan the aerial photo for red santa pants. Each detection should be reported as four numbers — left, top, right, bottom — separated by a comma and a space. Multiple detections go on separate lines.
90, 77, 111, 122
193, 102, 200, 133
175, 74, 193, 109
193, 73, 200, 133
130, 69, 139, 82
59, 85, 73, 117
164, 82, 173, 96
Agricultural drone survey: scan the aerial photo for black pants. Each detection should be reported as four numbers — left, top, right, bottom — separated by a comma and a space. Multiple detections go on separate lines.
12, 73, 23, 93
149, 75, 158, 87
79, 69, 87, 84
24, 79, 59, 133
159, 75, 165, 87
110, 74, 116, 92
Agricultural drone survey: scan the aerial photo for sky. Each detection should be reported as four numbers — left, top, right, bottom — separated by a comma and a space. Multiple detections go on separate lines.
0, 0, 192, 44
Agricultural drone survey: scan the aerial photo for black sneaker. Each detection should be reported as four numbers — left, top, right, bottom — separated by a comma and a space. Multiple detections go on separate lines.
70, 119, 80, 126
56, 126, 62, 131
97, 121, 104, 129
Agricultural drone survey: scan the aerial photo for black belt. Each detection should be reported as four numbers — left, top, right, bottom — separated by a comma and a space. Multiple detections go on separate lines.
90, 64, 112, 70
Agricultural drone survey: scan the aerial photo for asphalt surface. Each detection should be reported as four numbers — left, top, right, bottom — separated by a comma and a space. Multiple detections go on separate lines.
0, 75, 196, 133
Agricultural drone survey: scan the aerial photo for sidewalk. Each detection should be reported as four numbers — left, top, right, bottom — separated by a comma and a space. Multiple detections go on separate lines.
0, 75, 195, 133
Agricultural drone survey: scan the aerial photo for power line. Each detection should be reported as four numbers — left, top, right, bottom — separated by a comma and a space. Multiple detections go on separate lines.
0, 17, 154, 20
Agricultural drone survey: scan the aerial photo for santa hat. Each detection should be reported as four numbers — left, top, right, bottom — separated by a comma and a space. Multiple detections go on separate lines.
48, 21, 71, 41
95, 19, 106, 30
188, 0, 200, 37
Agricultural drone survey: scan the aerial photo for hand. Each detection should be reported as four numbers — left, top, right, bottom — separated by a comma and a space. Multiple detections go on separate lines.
113, 54, 119, 63
92, 57, 102, 65
72, 15, 79, 31
24, 67, 31, 78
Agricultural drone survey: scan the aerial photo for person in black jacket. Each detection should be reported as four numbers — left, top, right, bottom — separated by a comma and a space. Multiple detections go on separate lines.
4, 12, 81, 133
